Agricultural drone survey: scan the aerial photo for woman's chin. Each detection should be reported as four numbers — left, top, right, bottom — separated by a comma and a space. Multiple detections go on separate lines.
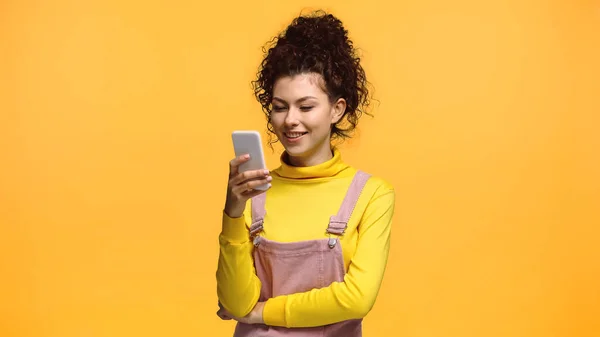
284, 147, 306, 158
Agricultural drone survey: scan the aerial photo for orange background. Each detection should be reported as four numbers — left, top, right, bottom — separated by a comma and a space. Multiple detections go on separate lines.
1, 1, 599, 336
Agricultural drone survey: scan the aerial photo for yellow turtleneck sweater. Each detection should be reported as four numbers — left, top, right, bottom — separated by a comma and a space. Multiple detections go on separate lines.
216, 148, 395, 328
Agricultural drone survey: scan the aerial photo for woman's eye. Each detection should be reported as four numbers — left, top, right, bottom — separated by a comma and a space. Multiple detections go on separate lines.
300, 106, 313, 111
273, 106, 286, 112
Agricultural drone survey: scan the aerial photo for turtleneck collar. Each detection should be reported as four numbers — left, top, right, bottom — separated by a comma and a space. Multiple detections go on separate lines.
273, 147, 350, 179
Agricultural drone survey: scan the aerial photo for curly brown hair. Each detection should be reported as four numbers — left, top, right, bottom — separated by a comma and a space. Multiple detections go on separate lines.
252, 10, 373, 148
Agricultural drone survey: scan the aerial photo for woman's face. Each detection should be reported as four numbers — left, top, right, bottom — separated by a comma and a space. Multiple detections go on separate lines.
270, 73, 346, 167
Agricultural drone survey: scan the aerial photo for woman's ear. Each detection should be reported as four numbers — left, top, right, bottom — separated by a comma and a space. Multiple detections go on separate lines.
331, 98, 347, 124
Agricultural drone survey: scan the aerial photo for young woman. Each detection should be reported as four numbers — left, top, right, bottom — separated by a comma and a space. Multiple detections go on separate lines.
216, 10, 395, 336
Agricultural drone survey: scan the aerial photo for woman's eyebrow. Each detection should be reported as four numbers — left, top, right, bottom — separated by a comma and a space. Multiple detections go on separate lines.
272, 96, 317, 104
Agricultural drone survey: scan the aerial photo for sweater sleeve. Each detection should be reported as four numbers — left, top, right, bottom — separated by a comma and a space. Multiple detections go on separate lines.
261, 186, 395, 327
215, 203, 262, 318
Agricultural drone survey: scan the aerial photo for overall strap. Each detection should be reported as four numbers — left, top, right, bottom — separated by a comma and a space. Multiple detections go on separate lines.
249, 193, 266, 236
327, 171, 371, 236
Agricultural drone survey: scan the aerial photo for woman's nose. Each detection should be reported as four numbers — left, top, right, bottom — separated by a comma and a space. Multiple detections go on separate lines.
284, 108, 300, 126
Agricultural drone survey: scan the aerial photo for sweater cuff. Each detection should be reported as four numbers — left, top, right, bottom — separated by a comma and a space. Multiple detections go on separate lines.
220, 211, 249, 243
263, 296, 287, 327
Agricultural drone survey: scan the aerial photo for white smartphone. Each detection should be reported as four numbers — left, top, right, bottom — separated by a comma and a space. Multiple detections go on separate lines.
231, 130, 269, 191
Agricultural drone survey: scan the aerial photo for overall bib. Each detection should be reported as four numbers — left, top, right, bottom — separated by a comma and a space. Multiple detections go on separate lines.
233, 171, 371, 337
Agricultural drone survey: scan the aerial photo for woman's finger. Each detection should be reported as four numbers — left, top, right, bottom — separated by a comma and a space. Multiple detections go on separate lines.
241, 184, 271, 199
232, 178, 272, 196
228, 154, 250, 177
230, 168, 270, 186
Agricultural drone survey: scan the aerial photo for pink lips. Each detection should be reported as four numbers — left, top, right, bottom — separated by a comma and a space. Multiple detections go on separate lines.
284, 132, 307, 143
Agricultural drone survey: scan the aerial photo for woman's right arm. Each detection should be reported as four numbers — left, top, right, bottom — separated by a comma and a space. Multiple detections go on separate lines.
216, 208, 262, 318
216, 154, 271, 318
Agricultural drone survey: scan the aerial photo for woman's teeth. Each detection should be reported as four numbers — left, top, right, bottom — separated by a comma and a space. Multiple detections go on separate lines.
286, 132, 306, 138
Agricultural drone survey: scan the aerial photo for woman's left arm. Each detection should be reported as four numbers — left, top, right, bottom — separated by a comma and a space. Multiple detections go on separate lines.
258, 186, 396, 328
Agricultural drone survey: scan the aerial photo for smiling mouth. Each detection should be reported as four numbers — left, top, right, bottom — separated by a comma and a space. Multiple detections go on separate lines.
284, 132, 308, 139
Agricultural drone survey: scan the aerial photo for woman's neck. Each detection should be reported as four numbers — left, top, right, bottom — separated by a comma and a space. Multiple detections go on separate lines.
276, 147, 348, 179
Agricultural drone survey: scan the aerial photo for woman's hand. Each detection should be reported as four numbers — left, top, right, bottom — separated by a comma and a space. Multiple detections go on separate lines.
216, 302, 233, 321
217, 301, 266, 325
224, 154, 272, 218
